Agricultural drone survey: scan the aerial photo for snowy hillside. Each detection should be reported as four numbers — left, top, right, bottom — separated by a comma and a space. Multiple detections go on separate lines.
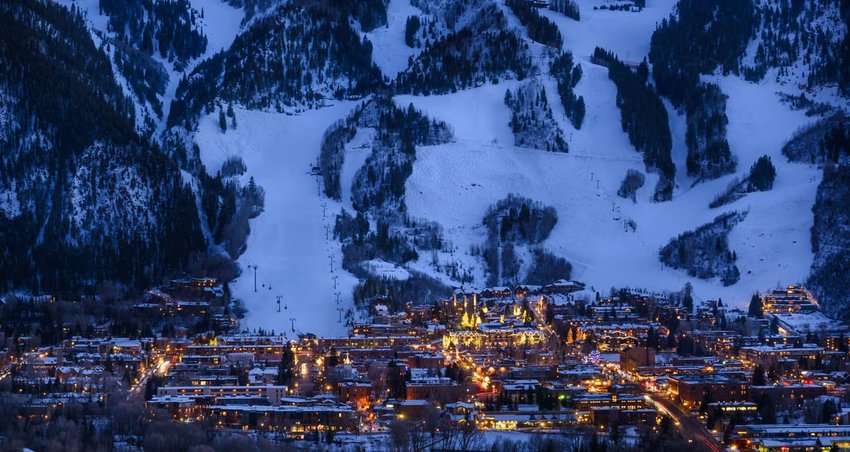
59, 0, 244, 130
182, 0, 844, 335
394, 0, 829, 307
31, 0, 839, 334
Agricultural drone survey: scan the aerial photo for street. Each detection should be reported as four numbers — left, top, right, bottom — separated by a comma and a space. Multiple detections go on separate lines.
646, 393, 723, 452
127, 358, 172, 401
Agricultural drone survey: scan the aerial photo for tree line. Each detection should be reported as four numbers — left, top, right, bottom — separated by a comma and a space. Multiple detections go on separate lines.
505, 0, 563, 49
99, 0, 207, 70
505, 80, 569, 153
0, 0, 210, 294
394, 6, 532, 95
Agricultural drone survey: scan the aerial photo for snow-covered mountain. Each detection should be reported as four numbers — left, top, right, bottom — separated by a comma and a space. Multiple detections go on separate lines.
3, 0, 849, 331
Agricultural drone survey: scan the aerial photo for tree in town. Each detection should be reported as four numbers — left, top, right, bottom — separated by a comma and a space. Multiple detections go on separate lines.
276, 344, 295, 387
752, 364, 767, 385
748, 292, 763, 318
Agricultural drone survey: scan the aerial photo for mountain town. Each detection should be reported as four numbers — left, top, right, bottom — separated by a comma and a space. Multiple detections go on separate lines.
2, 0, 850, 449
3, 281, 850, 451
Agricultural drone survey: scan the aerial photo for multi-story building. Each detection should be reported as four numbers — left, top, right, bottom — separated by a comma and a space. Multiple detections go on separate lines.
739, 345, 823, 369
761, 285, 819, 314
668, 374, 748, 408
749, 384, 827, 410
156, 385, 289, 406
730, 424, 850, 451
205, 403, 358, 434
620, 347, 656, 373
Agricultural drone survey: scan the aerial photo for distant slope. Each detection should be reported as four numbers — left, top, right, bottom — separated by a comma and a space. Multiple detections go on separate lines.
167, 1, 383, 128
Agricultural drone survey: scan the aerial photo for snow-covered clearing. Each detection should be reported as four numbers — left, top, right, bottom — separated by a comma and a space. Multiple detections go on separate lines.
364, 0, 423, 78
196, 102, 360, 337
362, 259, 412, 281
188, 0, 244, 59
541, 0, 680, 63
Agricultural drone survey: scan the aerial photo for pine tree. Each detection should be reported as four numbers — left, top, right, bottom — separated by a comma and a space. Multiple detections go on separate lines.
276, 344, 295, 386
752, 364, 766, 385
682, 282, 694, 312
219, 108, 227, 133
748, 292, 763, 318
748, 155, 777, 191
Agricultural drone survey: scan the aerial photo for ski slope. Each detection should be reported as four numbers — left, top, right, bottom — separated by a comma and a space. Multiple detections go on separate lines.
397, 0, 824, 308
196, 102, 360, 337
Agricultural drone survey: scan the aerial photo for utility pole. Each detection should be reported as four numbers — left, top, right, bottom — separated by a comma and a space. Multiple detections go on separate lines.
329, 254, 334, 273
337, 307, 343, 323
332, 275, 338, 291
248, 264, 258, 292
289, 318, 296, 332
335, 292, 341, 305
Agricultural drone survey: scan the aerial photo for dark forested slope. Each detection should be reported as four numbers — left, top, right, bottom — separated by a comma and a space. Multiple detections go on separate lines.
0, 0, 206, 294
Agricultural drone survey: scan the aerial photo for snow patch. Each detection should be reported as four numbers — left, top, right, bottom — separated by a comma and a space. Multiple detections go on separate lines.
364, 0, 422, 78
362, 259, 411, 281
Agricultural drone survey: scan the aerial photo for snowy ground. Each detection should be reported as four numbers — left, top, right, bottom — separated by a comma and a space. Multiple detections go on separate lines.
188, 0, 244, 59
364, 0, 423, 78
541, 0, 680, 63
196, 102, 360, 337
397, 0, 825, 309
